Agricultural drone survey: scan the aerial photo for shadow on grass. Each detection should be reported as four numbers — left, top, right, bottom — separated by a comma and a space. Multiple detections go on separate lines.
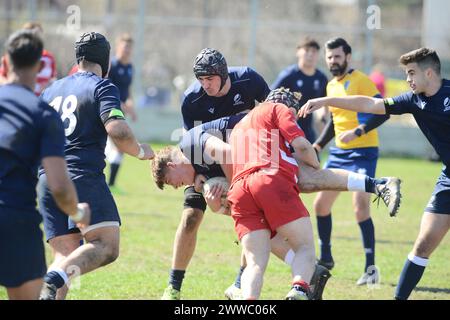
414, 287, 450, 294
387, 283, 450, 294
335, 235, 414, 246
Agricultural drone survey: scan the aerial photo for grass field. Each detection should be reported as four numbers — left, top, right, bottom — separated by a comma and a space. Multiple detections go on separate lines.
1, 145, 449, 300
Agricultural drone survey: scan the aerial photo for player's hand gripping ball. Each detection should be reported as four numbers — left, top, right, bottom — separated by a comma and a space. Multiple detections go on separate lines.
202, 177, 230, 213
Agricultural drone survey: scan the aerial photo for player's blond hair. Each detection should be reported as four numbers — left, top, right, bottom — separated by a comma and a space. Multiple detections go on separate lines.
22, 21, 43, 33
151, 146, 179, 190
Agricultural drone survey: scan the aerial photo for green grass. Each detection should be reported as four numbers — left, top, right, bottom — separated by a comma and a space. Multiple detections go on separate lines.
1, 145, 449, 300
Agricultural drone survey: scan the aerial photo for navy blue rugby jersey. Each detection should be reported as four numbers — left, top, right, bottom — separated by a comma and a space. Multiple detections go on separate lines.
108, 57, 133, 103
40, 72, 124, 177
384, 79, 450, 171
181, 66, 270, 130
0, 84, 65, 211
179, 114, 246, 179
271, 64, 328, 141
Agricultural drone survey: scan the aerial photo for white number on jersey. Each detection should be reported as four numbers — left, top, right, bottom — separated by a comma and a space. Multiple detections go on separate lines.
49, 95, 78, 136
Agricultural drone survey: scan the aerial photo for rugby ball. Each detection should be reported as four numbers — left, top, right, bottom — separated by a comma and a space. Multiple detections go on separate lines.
202, 177, 230, 201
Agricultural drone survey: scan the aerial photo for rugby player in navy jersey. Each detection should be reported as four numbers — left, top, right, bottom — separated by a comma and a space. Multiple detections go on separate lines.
271, 36, 328, 143
161, 47, 270, 300
38, 32, 154, 300
299, 47, 449, 300
0, 30, 90, 300
105, 33, 136, 191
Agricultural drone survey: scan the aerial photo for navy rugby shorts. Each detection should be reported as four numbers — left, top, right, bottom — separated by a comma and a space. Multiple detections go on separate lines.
38, 173, 121, 241
425, 167, 450, 214
0, 207, 46, 287
324, 146, 379, 178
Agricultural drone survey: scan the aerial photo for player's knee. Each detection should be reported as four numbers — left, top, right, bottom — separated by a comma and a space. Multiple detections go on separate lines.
91, 236, 120, 266
103, 243, 120, 265
413, 238, 432, 258
353, 198, 371, 213
314, 200, 329, 216
354, 207, 370, 222
247, 261, 266, 276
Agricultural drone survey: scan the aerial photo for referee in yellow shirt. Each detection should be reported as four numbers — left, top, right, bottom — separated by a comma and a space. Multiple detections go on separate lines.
312, 38, 389, 285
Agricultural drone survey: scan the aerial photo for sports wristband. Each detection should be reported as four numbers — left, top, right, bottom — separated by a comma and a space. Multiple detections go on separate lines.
71, 204, 85, 223
137, 145, 145, 159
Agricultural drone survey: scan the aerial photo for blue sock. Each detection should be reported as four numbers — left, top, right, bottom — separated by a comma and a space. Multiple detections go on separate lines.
44, 271, 66, 289
234, 266, 245, 289
108, 163, 120, 186
358, 218, 375, 272
169, 269, 185, 291
317, 214, 333, 262
365, 177, 386, 194
395, 255, 427, 300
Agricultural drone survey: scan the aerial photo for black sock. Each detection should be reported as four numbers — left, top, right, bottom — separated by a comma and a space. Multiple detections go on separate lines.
317, 214, 333, 262
109, 163, 120, 186
358, 218, 375, 272
234, 266, 245, 289
395, 256, 427, 300
365, 177, 387, 194
169, 269, 185, 291
44, 271, 65, 289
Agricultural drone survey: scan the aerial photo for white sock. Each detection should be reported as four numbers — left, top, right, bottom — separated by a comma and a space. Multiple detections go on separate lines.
347, 172, 367, 192
407, 253, 429, 267
284, 249, 295, 266
48, 267, 69, 285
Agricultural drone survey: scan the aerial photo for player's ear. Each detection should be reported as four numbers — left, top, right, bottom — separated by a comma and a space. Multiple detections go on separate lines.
425, 67, 433, 79
167, 161, 177, 169
1, 55, 9, 76
346, 53, 352, 63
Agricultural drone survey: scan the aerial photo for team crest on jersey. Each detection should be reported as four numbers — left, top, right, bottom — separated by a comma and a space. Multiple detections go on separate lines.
420, 100, 427, 109
233, 94, 244, 106
344, 80, 350, 90
208, 107, 215, 114
444, 97, 450, 112
314, 79, 320, 91
296, 80, 303, 88
118, 68, 125, 75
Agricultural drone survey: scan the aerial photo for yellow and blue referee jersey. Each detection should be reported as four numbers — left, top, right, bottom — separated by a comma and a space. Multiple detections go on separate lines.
327, 69, 381, 149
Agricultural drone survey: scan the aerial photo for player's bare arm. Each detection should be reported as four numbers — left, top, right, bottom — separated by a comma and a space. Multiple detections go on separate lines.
105, 119, 154, 160
203, 136, 233, 181
290, 136, 320, 170
298, 96, 386, 118
337, 126, 365, 144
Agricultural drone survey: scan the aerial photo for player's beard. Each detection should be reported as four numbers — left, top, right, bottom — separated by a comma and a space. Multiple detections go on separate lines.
329, 60, 348, 77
